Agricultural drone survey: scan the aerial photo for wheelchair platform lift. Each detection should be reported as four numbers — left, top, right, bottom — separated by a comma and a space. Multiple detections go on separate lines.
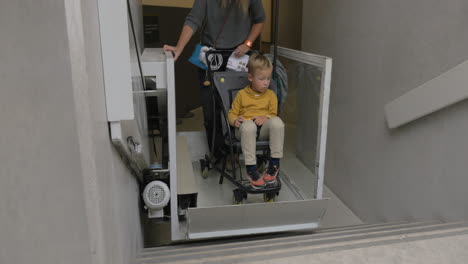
100, 0, 333, 243
137, 45, 333, 241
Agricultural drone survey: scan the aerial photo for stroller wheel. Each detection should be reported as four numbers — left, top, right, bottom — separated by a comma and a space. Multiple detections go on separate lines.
201, 167, 209, 179
257, 163, 264, 173
233, 196, 243, 205
263, 193, 276, 203
257, 156, 265, 173
200, 159, 209, 179
233, 189, 246, 205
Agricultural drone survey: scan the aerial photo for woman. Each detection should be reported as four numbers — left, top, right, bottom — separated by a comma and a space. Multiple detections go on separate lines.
164, 0, 265, 60
164, 0, 265, 160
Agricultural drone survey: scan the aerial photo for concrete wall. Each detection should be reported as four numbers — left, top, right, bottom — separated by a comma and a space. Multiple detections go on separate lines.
0, 0, 143, 263
302, 1, 468, 222
79, 0, 144, 263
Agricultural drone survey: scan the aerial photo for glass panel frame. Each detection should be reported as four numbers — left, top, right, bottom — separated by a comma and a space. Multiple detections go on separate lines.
278, 47, 332, 199
275, 46, 332, 199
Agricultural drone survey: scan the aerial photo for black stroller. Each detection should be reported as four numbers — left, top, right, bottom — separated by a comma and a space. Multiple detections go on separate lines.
199, 49, 282, 204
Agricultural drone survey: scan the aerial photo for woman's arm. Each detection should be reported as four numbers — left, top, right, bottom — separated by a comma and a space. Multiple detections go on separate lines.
163, 25, 194, 60
163, 0, 206, 60
235, 0, 265, 56
234, 22, 264, 57
246, 23, 264, 45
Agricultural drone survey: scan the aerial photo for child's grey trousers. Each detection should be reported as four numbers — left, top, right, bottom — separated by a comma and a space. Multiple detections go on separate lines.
235, 117, 285, 166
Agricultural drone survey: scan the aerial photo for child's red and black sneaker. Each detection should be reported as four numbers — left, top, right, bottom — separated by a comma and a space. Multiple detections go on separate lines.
263, 165, 279, 185
247, 169, 266, 189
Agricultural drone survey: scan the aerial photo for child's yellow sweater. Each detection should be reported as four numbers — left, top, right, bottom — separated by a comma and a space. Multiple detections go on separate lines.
228, 85, 278, 126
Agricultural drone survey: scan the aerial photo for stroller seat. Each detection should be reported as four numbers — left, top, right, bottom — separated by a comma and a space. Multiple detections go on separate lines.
213, 71, 275, 179
200, 50, 282, 203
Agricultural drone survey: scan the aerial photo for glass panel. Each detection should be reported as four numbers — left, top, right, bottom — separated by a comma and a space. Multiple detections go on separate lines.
278, 56, 324, 198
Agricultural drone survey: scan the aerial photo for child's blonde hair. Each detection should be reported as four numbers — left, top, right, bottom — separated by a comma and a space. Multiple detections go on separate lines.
248, 53, 273, 74
221, 0, 249, 15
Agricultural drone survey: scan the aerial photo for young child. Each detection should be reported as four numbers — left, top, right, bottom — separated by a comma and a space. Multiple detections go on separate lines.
228, 53, 285, 189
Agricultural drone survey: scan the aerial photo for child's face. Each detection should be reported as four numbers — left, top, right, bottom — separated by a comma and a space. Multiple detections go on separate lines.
248, 68, 272, 94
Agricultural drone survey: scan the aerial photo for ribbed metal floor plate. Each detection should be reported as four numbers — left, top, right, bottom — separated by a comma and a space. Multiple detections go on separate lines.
187, 199, 328, 239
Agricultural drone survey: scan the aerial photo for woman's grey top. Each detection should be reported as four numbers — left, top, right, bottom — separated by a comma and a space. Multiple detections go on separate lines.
184, 0, 265, 49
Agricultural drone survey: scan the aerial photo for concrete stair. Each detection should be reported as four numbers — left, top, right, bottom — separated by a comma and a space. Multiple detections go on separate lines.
135, 221, 468, 264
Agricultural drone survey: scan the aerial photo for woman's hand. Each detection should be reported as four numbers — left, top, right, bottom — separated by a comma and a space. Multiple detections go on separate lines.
163, 45, 183, 60
234, 44, 250, 57
234, 116, 246, 127
252, 116, 268, 126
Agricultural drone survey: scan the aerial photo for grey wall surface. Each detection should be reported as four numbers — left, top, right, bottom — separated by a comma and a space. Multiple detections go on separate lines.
0, 1, 93, 264
0, 0, 143, 264
302, 1, 468, 222
79, 0, 144, 263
